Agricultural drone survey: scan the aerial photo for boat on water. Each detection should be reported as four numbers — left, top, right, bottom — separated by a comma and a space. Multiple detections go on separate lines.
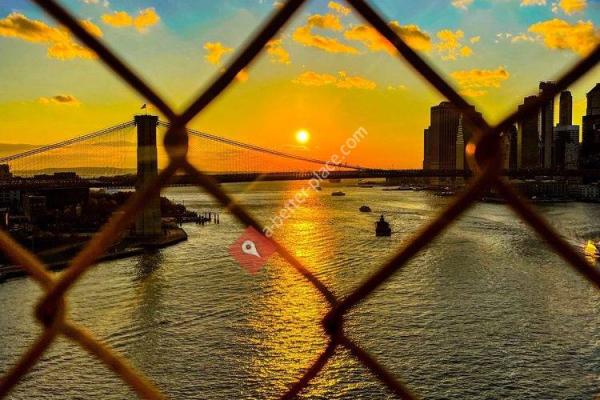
359, 205, 372, 212
375, 215, 391, 237
332, 191, 346, 196
329, 178, 341, 183
584, 240, 600, 257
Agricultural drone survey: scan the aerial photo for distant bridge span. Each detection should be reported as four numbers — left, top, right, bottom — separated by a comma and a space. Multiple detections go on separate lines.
2, 169, 600, 191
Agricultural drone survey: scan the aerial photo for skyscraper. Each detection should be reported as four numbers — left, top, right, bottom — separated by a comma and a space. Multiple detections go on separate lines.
517, 96, 540, 169
539, 81, 557, 168
501, 125, 518, 170
423, 101, 460, 170
554, 90, 579, 170
581, 84, 600, 170
423, 128, 430, 169
559, 91, 572, 126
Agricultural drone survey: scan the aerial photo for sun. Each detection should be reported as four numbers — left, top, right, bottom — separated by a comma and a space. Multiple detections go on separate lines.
295, 129, 310, 144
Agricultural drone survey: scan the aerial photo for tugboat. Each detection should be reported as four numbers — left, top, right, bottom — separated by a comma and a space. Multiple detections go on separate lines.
332, 191, 346, 196
375, 215, 391, 237
359, 205, 372, 212
585, 240, 600, 257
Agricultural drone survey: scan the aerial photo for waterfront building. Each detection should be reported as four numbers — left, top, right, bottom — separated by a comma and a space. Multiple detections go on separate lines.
517, 96, 540, 169
0, 164, 11, 179
539, 82, 557, 168
554, 90, 580, 170
559, 91, 572, 126
581, 83, 600, 170
423, 101, 481, 172
501, 125, 518, 170
423, 128, 430, 169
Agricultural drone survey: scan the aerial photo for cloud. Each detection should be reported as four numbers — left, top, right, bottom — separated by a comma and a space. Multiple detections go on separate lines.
555, 0, 587, 14
265, 38, 291, 64
452, 0, 474, 9
336, 71, 377, 89
293, 71, 338, 86
0, 12, 100, 60
344, 22, 432, 53
470, 35, 480, 43
292, 14, 359, 54
528, 18, 599, 55
101, 11, 132, 27
387, 84, 407, 91
521, 0, 546, 5
292, 70, 376, 89
101, 8, 160, 32
511, 33, 536, 42
82, 0, 110, 7
203, 41, 233, 64
328, 1, 351, 15
38, 94, 80, 105
450, 66, 510, 97
236, 68, 249, 82
435, 29, 473, 60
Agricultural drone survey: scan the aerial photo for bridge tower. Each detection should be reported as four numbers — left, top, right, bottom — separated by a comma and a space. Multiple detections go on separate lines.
134, 115, 162, 237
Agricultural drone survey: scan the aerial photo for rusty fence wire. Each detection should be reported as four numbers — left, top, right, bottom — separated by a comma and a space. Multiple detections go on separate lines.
2, 0, 600, 399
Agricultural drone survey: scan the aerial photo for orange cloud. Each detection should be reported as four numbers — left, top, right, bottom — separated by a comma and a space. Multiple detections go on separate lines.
528, 18, 599, 56
344, 22, 432, 54
38, 94, 80, 105
451, 0, 474, 9
236, 68, 249, 83
435, 29, 473, 60
293, 71, 338, 86
451, 66, 510, 97
521, 0, 546, 5
0, 12, 99, 60
204, 41, 233, 64
265, 38, 291, 64
328, 1, 351, 15
556, 0, 587, 14
336, 71, 377, 89
293, 70, 376, 89
292, 14, 359, 54
101, 8, 160, 32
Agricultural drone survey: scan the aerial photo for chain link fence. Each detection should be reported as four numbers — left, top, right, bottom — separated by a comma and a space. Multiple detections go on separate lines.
1, 0, 600, 399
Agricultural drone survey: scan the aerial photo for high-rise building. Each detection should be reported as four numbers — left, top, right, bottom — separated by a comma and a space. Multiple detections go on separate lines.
581, 84, 600, 169
423, 128, 430, 169
456, 106, 482, 171
559, 91, 572, 126
554, 90, 579, 170
539, 81, 557, 168
423, 102, 481, 171
500, 125, 518, 170
517, 96, 540, 169
423, 101, 460, 170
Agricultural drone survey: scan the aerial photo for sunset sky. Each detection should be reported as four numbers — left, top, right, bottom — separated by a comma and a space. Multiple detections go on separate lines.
1, 0, 600, 169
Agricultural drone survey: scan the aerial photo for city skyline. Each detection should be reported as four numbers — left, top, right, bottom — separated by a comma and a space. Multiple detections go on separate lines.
1, 0, 600, 169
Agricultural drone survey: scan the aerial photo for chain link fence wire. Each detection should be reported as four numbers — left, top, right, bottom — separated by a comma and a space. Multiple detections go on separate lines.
1, 0, 600, 398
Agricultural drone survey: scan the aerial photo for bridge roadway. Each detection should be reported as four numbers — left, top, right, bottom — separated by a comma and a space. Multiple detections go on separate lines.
2, 169, 600, 190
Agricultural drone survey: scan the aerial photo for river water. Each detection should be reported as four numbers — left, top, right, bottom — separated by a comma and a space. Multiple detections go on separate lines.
1, 181, 600, 399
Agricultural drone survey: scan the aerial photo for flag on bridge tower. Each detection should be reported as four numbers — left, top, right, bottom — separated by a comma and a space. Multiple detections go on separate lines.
141, 103, 147, 115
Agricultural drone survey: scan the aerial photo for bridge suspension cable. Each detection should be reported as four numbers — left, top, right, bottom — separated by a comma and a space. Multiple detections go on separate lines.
0, 121, 135, 163
159, 121, 365, 170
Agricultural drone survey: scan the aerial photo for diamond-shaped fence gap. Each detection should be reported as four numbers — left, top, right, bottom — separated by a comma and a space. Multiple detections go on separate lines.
6, 335, 137, 400
289, 346, 401, 400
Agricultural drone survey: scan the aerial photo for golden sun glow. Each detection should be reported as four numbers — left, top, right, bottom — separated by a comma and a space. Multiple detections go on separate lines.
295, 129, 310, 144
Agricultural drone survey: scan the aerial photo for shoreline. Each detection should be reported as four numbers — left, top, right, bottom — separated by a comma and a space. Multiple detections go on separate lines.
0, 227, 187, 283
